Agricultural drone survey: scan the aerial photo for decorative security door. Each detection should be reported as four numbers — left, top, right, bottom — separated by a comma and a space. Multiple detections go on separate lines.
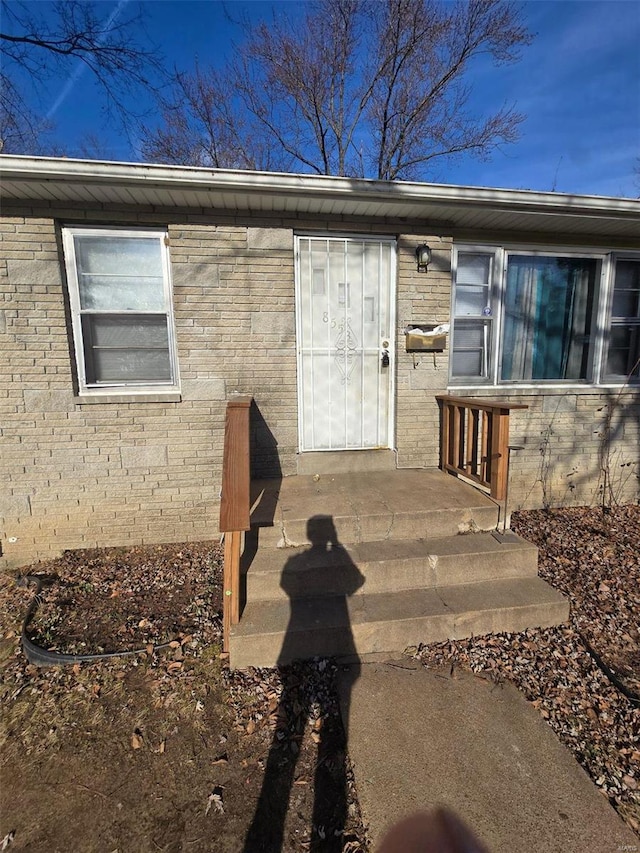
296, 236, 395, 451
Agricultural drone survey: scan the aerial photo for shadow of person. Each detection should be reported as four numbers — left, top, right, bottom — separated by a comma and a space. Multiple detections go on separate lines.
243, 515, 364, 853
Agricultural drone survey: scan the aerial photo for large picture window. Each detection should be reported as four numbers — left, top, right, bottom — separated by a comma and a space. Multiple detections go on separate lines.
63, 228, 178, 393
501, 255, 597, 382
451, 246, 639, 386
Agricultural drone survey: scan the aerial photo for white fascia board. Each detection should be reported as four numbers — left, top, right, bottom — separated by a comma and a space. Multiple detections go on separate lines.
1, 154, 639, 223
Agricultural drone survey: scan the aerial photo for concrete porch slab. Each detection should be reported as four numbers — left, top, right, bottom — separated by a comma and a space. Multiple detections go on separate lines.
338, 661, 638, 853
251, 469, 499, 545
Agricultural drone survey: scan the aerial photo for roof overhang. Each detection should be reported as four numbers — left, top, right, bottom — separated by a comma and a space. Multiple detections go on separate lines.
1, 155, 639, 244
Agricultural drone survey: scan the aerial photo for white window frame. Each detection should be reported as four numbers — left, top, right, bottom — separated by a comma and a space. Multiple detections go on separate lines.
62, 226, 179, 395
450, 243, 640, 390
598, 254, 640, 384
450, 245, 502, 385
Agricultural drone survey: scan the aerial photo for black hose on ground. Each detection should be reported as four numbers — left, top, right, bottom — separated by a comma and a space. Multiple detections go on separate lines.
18, 574, 173, 667
579, 630, 640, 706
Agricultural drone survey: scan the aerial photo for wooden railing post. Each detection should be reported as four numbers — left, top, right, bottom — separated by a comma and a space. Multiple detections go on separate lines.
489, 407, 510, 501
440, 402, 450, 470
223, 530, 243, 644
219, 396, 252, 653
481, 410, 489, 485
436, 395, 528, 500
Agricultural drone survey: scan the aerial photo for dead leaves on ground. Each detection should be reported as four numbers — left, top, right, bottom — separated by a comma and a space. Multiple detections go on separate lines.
1, 544, 369, 851
3, 509, 637, 844
20, 542, 224, 657
415, 505, 640, 836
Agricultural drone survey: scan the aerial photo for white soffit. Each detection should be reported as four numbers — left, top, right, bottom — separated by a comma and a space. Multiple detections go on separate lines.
1, 155, 639, 241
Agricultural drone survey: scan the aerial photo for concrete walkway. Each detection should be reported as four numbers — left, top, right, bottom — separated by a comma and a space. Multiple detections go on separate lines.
338, 660, 638, 853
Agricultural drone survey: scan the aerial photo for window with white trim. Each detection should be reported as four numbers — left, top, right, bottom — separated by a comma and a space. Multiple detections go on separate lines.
451, 251, 496, 379
604, 257, 640, 381
450, 246, 639, 386
63, 227, 179, 393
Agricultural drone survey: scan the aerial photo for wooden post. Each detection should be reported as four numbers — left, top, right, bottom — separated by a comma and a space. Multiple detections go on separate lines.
453, 404, 462, 469
222, 534, 232, 653
220, 397, 252, 533
481, 409, 489, 484
441, 401, 451, 470
222, 530, 243, 652
219, 396, 252, 655
229, 531, 242, 625
489, 408, 510, 500
466, 407, 479, 476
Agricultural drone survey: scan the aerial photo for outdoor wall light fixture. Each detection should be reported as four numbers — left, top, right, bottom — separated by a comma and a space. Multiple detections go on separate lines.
415, 243, 432, 272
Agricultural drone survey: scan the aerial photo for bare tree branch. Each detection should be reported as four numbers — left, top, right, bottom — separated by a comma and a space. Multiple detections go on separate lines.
141, 0, 532, 180
0, 0, 167, 153
368, 0, 531, 180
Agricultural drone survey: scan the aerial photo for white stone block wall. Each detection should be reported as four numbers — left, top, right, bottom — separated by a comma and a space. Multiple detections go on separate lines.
1, 209, 301, 567
1, 204, 638, 568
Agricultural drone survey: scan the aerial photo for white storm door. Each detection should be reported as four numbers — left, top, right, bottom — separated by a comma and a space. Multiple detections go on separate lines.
296, 236, 395, 451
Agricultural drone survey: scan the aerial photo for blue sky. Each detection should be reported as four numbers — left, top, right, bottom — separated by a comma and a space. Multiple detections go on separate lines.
12, 0, 640, 197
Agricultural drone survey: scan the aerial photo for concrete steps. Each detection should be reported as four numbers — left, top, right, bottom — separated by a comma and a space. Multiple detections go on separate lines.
230, 577, 569, 670
229, 471, 569, 669
244, 533, 539, 602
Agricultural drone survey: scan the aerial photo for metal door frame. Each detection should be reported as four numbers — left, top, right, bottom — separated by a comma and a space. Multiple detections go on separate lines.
294, 233, 397, 452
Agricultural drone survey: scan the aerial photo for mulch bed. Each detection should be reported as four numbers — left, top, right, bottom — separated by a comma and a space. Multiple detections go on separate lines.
1, 505, 639, 849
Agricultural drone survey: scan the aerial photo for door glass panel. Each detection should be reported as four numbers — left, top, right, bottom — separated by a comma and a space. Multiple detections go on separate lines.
364, 297, 375, 322
313, 269, 325, 295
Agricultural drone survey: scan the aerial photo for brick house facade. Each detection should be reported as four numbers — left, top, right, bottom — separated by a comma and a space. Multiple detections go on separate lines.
1, 157, 639, 568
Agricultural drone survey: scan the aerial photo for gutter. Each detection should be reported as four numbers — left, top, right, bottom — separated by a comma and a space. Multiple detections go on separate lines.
1, 154, 639, 223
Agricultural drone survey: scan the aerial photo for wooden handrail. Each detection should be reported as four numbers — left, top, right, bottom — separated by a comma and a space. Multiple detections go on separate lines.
220, 396, 252, 533
435, 395, 528, 501
219, 395, 252, 652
